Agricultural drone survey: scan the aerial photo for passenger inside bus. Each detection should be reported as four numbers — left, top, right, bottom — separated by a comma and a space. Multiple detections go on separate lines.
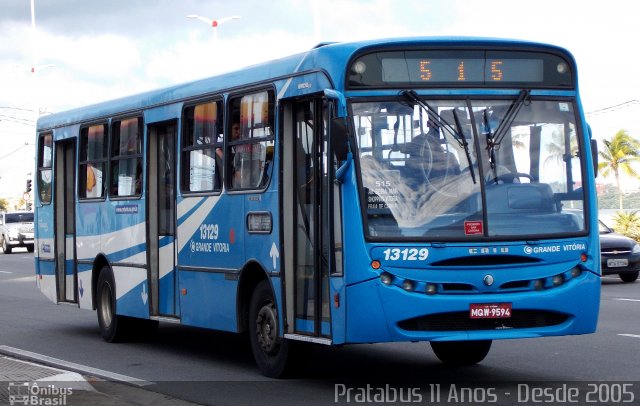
227, 92, 275, 189
229, 121, 266, 189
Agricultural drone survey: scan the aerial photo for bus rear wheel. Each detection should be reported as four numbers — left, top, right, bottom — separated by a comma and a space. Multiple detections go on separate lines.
430, 340, 492, 366
96, 266, 129, 343
249, 280, 292, 378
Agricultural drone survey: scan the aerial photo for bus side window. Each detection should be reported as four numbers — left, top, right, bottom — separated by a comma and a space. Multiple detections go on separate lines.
37, 133, 53, 204
79, 124, 107, 199
181, 100, 223, 193
110, 117, 143, 198
228, 90, 275, 190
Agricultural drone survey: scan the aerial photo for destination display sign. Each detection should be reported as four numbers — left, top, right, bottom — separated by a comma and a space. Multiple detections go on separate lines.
348, 49, 573, 88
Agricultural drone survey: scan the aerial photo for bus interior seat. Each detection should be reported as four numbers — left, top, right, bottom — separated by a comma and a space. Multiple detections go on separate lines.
485, 182, 557, 214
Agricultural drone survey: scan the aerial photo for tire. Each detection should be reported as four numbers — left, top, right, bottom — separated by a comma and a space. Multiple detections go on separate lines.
2, 236, 12, 254
430, 340, 492, 366
96, 266, 130, 342
248, 280, 292, 378
27, 245, 34, 253
620, 271, 639, 283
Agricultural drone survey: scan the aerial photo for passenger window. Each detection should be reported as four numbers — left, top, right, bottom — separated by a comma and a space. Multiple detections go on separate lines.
182, 101, 223, 193
227, 90, 275, 190
110, 117, 142, 197
37, 133, 53, 204
79, 124, 108, 199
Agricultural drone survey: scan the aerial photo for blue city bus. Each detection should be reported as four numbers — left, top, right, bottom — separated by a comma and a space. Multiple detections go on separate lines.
34, 37, 600, 377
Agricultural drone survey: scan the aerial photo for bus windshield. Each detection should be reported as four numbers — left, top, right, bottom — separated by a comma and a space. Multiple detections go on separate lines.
352, 96, 586, 240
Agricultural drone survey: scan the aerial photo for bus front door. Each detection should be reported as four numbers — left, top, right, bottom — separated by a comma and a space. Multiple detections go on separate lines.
147, 121, 178, 318
283, 99, 333, 340
54, 139, 77, 303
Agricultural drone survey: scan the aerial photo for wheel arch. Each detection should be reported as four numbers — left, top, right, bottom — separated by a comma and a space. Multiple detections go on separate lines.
91, 254, 112, 310
236, 260, 271, 333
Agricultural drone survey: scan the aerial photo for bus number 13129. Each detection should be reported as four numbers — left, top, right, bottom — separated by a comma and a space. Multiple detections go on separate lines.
383, 248, 429, 261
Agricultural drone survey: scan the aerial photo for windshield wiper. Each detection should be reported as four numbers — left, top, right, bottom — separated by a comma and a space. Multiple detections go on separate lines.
485, 89, 531, 182
401, 90, 476, 184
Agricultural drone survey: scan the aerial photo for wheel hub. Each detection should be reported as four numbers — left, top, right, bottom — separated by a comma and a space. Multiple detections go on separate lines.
256, 303, 278, 353
99, 285, 113, 327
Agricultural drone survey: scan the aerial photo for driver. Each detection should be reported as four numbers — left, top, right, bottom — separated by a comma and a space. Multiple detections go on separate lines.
403, 120, 460, 184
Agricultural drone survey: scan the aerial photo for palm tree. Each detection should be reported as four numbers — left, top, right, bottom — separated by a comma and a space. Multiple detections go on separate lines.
598, 130, 640, 210
544, 129, 579, 167
613, 211, 640, 241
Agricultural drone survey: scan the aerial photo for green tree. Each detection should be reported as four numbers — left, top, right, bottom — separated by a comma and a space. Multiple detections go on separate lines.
612, 211, 640, 242
598, 130, 640, 210
0, 198, 8, 211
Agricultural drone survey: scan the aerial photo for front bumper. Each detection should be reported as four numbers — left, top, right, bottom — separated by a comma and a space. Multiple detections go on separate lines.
7, 233, 34, 247
601, 253, 640, 275
345, 270, 600, 343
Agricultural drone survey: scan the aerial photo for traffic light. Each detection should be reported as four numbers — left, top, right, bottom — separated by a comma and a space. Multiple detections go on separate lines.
26, 179, 32, 194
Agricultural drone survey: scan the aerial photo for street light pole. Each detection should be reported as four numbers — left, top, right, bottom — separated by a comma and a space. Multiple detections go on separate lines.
186, 14, 241, 40
30, 0, 37, 74
27, 1, 55, 117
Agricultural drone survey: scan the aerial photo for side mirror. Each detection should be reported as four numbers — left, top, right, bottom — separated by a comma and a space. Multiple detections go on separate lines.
590, 138, 598, 178
331, 117, 349, 162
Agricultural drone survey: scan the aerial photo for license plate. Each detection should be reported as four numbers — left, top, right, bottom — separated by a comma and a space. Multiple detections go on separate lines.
470, 303, 512, 319
607, 258, 629, 268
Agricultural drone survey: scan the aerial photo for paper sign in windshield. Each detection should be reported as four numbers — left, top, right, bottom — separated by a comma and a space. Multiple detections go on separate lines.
464, 221, 483, 235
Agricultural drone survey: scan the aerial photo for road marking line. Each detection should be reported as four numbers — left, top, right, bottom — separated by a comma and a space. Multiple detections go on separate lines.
0, 345, 151, 387
7, 276, 35, 282
613, 298, 640, 302
0, 271, 12, 274
618, 334, 640, 339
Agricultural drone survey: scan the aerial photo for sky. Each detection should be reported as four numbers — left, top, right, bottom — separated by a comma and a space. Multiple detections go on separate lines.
1, 0, 639, 199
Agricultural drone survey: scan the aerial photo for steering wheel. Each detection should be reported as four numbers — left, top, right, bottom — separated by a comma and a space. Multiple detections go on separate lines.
489, 172, 535, 184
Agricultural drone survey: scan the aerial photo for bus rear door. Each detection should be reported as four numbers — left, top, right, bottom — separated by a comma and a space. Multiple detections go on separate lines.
147, 121, 179, 318
53, 138, 77, 303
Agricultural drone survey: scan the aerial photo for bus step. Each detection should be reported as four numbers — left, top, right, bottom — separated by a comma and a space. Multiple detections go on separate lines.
284, 334, 332, 345
149, 316, 182, 324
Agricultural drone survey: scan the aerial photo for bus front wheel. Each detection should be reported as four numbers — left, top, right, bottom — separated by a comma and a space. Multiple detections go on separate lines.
96, 266, 129, 343
430, 340, 492, 366
249, 280, 292, 378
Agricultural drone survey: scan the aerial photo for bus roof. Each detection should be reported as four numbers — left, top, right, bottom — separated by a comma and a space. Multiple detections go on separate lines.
37, 36, 573, 131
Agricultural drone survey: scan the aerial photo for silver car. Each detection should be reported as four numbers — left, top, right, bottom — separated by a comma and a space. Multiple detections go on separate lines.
0, 211, 34, 254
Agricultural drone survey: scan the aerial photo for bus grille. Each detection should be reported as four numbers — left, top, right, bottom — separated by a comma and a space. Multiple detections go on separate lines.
397, 310, 568, 332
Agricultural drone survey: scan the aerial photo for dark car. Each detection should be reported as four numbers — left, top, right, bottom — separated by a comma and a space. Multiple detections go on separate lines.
599, 220, 640, 283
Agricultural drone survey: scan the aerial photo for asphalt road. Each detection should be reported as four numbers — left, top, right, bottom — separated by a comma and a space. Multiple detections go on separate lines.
1, 249, 639, 405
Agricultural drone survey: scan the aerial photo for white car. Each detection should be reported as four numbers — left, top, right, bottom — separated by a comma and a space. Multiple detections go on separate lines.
0, 211, 34, 254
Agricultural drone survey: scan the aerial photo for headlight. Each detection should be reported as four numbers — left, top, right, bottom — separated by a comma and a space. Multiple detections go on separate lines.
8, 229, 19, 238
633, 244, 640, 254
